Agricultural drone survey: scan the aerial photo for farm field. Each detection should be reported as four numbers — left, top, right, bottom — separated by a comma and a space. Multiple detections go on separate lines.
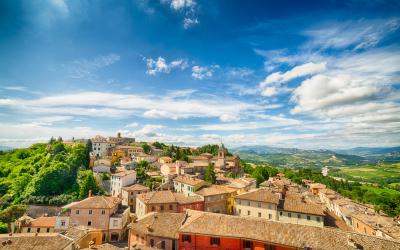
332, 163, 400, 185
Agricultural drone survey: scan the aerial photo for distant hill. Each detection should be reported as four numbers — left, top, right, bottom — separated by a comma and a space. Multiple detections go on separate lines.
335, 147, 400, 156
0, 145, 13, 151
231, 145, 400, 168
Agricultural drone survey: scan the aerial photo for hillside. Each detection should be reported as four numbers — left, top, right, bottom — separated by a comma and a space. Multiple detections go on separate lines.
0, 139, 98, 210
232, 146, 368, 168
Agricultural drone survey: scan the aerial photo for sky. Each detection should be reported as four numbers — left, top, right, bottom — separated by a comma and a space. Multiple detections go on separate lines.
0, 0, 399, 149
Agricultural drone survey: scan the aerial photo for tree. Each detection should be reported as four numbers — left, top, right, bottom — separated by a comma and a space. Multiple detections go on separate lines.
252, 166, 269, 187
110, 164, 117, 174
77, 170, 99, 199
85, 139, 92, 168
136, 167, 148, 183
205, 163, 216, 184
142, 143, 151, 154
0, 204, 27, 231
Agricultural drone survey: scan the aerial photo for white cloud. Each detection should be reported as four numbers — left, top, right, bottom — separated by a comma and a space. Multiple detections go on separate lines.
0, 91, 264, 122
162, 0, 199, 29
303, 18, 400, 50
191, 65, 218, 80
144, 57, 188, 75
64, 53, 120, 79
183, 17, 199, 29
259, 62, 326, 97
49, 0, 69, 16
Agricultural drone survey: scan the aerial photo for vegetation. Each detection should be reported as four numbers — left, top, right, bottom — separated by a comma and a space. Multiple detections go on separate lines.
196, 144, 232, 156
330, 163, 400, 186
141, 143, 151, 154
204, 163, 216, 184
284, 167, 400, 216
0, 139, 101, 219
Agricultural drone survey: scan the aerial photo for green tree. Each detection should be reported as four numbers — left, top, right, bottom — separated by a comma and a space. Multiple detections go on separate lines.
204, 163, 216, 184
252, 166, 269, 187
142, 143, 151, 154
77, 170, 99, 199
110, 164, 117, 174
85, 139, 92, 168
136, 167, 148, 183
0, 204, 27, 231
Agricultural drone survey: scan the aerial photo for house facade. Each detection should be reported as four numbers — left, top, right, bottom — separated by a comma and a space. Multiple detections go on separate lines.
234, 189, 280, 221
173, 175, 207, 196
121, 183, 150, 212
111, 170, 137, 197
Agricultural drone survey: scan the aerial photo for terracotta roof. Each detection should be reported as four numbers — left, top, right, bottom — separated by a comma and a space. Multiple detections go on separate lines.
235, 189, 280, 204
278, 196, 325, 216
352, 212, 400, 239
81, 243, 124, 250
211, 184, 237, 194
137, 190, 177, 204
64, 225, 102, 241
195, 187, 228, 197
64, 196, 121, 209
27, 216, 56, 228
112, 170, 136, 177
137, 190, 203, 205
129, 212, 186, 239
174, 193, 204, 204
0, 233, 74, 250
122, 184, 150, 192
173, 176, 206, 186
309, 183, 327, 189
179, 210, 400, 250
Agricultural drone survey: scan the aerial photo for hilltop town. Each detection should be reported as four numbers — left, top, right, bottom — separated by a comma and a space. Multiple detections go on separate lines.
1, 134, 399, 250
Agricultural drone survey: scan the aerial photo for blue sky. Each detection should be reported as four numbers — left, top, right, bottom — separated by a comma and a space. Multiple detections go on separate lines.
0, 0, 399, 149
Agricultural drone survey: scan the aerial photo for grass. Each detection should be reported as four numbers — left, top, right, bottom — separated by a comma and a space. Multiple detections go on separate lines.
332, 162, 400, 185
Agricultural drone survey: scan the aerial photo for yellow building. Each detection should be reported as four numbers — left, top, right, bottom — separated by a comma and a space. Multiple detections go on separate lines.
111, 149, 126, 164
211, 185, 238, 214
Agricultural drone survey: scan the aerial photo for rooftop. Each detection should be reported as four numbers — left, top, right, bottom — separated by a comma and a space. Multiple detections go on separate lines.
195, 186, 229, 197
235, 189, 280, 204
64, 196, 121, 209
137, 190, 204, 205
129, 212, 186, 240
27, 216, 56, 228
179, 210, 400, 250
112, 170, 136, 177
278, 196, 325, 216
0, 233, 74, 250
122, 184, 150, 192
174, 175, 206, 186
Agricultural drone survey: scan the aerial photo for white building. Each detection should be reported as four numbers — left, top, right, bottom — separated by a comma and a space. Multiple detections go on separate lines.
92, 135, 115, 158
234, 189, 280, 221
111, 170, 137, 197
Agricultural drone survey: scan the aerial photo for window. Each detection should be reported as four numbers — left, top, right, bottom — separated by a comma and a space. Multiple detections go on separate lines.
243, 240, 253, 249
161, 241, 166, 249
210, 237, 220, 246
160, 205, 164, 211
102, 210, 105, 215
363, 227, 367, 234
131, 192, 134, 195
239, 209, 241, 214
307, 216, 311, 220
88, 221, 92, 226
182, 234, 191, 243
297, 214, 301, 219
279, 211, 282, 216
247, 210, 251, 216
37, 228, 40, 233
265, 245, 276, 250
268, 214, 272, 219
152, 206, 155, 211
76, 210, 80, 215
150, 239, 154, 247
89, 210, 92, 215
288, 213, 291, 218
258, 212, 261, 217
357, 223, 359, 229
257, 202, 261, 208
169, 204, 173, 210
46, 228, 50, 233
317, 216, 320, 222
61, 221, 66, 226
27, 228, 31, 233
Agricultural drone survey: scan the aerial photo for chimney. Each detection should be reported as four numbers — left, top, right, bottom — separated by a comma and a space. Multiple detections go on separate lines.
88, 190, 92, 198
